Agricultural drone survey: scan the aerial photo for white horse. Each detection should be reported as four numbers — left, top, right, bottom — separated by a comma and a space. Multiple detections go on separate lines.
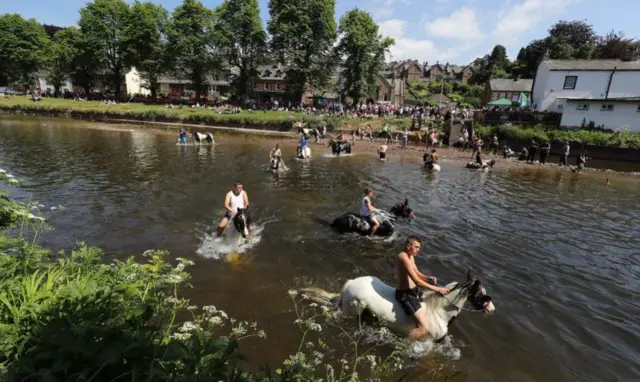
300, 270, 495, 342
425, 163, 441, 172
297, 146, 312, 159
224, 208, 249, 247
191, 132, 215, 144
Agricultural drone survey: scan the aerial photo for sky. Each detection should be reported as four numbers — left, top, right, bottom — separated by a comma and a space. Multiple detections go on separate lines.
4, 0, 640, 65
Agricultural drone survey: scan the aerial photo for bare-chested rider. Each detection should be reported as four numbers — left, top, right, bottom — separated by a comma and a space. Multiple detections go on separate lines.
378, 143, 388, 161
395, 236, 450, 340
269, 144, 282, 170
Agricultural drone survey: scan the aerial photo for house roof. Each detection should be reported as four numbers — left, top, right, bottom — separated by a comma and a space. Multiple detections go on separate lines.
489, 78, 533, 92
544, 59, 640, 71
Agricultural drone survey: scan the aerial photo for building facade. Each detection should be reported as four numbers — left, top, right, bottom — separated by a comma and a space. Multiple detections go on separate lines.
559, 98, 640, 132
484, 78, 533, 105
532, 59, 640, 112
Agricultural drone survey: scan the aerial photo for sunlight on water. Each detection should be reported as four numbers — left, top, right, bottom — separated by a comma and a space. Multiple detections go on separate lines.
196, 222, 266, 260
403, 335, 462, 360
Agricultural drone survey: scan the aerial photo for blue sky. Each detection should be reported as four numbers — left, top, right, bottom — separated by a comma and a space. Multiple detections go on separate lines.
5, 0, 639, 65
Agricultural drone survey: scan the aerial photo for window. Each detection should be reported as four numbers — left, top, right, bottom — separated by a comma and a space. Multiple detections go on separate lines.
576, 103, 589, 110
214, 75, 219, 81
265, 83, 271, 91
499, 92, 506, 98
557, 104, 563, 110
275, 82, 281, 91
637, 105, 640, 112
563, 76, 577, 90
511, 94, 519, 102
601, 104, 614, 111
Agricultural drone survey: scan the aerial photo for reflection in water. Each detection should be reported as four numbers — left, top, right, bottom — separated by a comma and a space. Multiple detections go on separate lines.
1, 116, 640, 382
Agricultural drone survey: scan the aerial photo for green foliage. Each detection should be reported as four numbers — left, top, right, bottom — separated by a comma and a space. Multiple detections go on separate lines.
593, 30, 640, 60
214, 0, 267, 103
128, 1, 169, 100
335, 9, 394, 105
47, 28, 77, 95
0, 14, 51, 88
79, 0, 135, 98
166, 0, 219, 101
267, 0, 338, 99
475, 124, 640, 148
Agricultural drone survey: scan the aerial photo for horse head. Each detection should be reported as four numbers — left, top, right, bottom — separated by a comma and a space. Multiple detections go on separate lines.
232, 208, 248, 238
389, 198, 415, 221
461, 269, 495, 313
488, 159, 496, 168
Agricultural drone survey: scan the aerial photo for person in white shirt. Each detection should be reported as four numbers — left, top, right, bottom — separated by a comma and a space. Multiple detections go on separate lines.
216, 182, 251, 237
361, 187, 380, 236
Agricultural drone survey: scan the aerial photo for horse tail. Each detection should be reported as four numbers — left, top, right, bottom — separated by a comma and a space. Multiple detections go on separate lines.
298, 287, 341, 307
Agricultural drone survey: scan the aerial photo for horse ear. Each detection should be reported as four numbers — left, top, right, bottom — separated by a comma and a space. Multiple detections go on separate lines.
466, 269, 473, 281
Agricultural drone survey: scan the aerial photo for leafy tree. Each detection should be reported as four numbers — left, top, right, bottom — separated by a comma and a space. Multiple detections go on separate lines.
214, 0, 266, 103
127, 1, 169, 99
166, 0, 219, 101
0, 14, 51, 88
547, 20, 597, 59
334, 10, 393, 105
488, 44, 509, 70
268, 0, 337, 102
47, 28, 77, 96
64, 27, 104, 96
78, 0, 134, 99
42, 24, 63, 40
593, 30, 640, 59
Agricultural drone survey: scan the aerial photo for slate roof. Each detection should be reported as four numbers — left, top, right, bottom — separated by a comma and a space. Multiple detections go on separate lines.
489, 78, 533, 92
545, 59, 640, 71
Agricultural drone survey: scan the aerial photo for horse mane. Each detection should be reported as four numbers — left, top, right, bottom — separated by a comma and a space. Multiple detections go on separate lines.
421, 281, 468, 311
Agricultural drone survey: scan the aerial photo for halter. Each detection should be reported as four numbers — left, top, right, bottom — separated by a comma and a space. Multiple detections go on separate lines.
441, 282, 490, 313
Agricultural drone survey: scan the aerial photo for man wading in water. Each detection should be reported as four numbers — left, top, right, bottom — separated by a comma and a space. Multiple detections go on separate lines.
217, 182, 251, 237
396, 236, 450, 340
378, 143, 388, 161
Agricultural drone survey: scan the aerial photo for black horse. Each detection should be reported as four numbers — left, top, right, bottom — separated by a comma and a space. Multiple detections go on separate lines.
331, 200, 414, 237
232, 208, 249, 239
328, 139, 352, 155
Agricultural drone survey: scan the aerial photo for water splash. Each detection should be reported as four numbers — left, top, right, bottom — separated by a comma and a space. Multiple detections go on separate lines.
403, 335, 462, 360
196, 222, 266, 260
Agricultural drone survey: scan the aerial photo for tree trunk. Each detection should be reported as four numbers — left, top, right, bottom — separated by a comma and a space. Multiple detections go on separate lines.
114, 72, 122, 101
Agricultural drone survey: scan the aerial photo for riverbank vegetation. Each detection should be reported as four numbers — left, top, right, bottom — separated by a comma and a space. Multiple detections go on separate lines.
475, 124, 640, 148
0, 171, 409, 381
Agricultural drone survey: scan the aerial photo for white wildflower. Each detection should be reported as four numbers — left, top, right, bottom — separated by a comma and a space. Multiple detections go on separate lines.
176, 263, 186, 271
320, 305, 329, 313
6, 174, 14, 179
232, 323, 248, 336
7, 178, 19, 185
309, 323, 322, 332
312, 351, 324, 360
202, 305, 217, 314
287, 289, 298, 297
166, 274, 183, 284
365, 355, 377, 368
165, 297, 179, 304
208, 316, 223, 326
142, 250, 155, 258
309, 303, 318, 308
187, 305, 198, 312
257, 330, 266, 338
0, 169, 5, 173
178, 321, 200, 333
171, 332, 191, 341
305, 342, 314, 349
217, 310, 228, 320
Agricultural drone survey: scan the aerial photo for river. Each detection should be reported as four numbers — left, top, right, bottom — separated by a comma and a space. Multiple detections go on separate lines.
1, 116, 639, 381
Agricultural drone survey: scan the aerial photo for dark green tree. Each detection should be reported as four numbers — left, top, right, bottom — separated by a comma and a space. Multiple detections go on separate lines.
47, 28, 77, 96
334, 9, 394, 105
593, 30, 640, 59
214, 0, 266, 103
65, 27, 104, 96
166, 0, 219, 101
127, 1, 169, 99
78, 0, 134, 99
0, 14, 51, 88
268, 0, 337, 102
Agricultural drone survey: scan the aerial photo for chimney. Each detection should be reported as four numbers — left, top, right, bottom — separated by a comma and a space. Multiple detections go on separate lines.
543, 49, 551, 61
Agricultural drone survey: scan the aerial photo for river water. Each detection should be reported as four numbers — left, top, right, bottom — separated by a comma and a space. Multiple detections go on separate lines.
1, 116, 639, 381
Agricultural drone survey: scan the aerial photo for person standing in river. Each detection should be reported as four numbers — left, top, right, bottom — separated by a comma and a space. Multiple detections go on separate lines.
540, 142, 551, 164
526, 140, 538, 163
560, 141, 570, 167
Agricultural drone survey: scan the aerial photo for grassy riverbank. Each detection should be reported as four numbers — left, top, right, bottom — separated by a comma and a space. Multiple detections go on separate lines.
475, 124, 640, 148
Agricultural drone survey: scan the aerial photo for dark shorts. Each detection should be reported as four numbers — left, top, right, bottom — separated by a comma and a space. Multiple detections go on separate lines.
396, 287, 424, 316
379, 152, 387, 159
363, 215, 375, 226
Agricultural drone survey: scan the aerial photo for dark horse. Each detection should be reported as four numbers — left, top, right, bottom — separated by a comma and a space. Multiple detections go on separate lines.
328, 139, 352, 155
232, 208, 249, 239
331, 199, 415, 237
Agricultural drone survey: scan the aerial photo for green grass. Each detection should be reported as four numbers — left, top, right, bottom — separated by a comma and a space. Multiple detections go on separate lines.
475, 124, 640, 149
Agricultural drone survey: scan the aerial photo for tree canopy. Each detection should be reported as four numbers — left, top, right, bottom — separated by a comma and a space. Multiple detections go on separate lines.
0, 14, 51, 88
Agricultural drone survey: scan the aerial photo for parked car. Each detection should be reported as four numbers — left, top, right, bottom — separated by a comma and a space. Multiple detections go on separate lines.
0, 87, 25, 96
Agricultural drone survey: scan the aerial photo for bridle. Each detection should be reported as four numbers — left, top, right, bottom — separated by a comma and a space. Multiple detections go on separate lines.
440, 281, 492, 313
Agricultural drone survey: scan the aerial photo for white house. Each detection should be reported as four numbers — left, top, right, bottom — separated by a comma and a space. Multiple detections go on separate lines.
532, 59, 640, 112
35, 72, 73, 93
559, 98, 640, 132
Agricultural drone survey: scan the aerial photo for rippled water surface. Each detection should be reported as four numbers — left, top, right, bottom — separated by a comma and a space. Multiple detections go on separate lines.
1, 117, 639, 381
